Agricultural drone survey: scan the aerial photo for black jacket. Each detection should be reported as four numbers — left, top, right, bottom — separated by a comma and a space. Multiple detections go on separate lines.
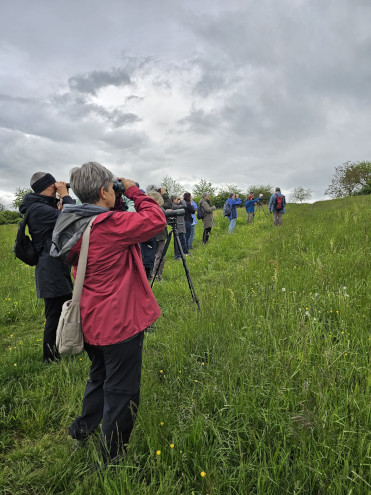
19, 193, 74, 299
184, 200, 195, 223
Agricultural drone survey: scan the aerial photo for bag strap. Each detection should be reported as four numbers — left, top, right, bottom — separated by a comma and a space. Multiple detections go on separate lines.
71, 215, 98, 304
22, 203, 39, 223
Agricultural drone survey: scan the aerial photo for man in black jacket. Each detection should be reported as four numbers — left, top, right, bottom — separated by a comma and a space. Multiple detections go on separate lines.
19, 172, 75, 362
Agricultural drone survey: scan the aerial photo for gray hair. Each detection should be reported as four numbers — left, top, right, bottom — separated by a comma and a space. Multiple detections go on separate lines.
30, 172, 47, 187
202, 192, 210, 198
70, 162, 113, 204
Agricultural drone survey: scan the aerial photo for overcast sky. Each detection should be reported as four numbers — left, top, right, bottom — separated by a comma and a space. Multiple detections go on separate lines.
1, 0, 370, 206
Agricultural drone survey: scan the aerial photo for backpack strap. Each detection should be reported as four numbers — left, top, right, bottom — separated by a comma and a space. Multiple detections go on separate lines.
22, 203, 40, 222
71, 215, 98, 304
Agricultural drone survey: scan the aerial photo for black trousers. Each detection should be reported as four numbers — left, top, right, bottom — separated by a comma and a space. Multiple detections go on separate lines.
68, 332, 144, 463
43, 294, 71, 362
202, 227, 212, 244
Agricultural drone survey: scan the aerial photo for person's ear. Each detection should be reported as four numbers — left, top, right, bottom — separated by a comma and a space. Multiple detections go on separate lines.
99, 186, 107, 200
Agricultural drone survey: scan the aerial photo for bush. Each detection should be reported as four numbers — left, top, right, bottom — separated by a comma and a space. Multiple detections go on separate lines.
0, 210, 21, 225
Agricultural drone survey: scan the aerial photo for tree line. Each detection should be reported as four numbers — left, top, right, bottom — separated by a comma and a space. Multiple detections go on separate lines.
1, 161, 370, 224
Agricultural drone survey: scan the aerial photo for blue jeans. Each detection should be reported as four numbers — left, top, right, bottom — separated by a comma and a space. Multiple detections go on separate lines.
228, 218, 237, 234
185, 222, 193, 249
188, 224, 196, 248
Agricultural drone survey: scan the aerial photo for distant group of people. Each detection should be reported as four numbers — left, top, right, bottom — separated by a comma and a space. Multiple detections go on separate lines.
17, 168, 286, 468
223, 187, 286, 232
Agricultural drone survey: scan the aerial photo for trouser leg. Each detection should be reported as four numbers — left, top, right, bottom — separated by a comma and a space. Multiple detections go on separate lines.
153, 240, 166, 277
228, 218, 236, 233
100, 332, 144, 463
203, 227, 211, 243
43, 294, 71, 362
180, 232, 188, 254
185, 222, 192, 249
68, 345, 105, 440
174, 236, 180, 258
188, 225, 195, 248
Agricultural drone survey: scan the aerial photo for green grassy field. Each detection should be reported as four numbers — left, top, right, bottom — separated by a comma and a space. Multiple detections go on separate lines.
0, 197, 370, 495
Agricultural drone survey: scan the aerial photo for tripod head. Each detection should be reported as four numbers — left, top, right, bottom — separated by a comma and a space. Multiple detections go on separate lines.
152, 208, 201, 311
164, 208, 185, 230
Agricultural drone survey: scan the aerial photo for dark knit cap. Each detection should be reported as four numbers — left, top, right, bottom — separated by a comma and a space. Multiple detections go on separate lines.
30, 173, 56, 193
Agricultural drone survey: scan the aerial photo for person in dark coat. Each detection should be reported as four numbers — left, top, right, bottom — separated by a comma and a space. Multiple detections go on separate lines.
147, 191, 167, 281
19, 172, 75, 362
170, 195, 188, 259
199, 192, 216, 244
183, 192, 196, 250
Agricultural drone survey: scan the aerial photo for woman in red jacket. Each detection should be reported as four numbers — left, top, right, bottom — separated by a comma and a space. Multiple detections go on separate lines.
51, 162, 166, 465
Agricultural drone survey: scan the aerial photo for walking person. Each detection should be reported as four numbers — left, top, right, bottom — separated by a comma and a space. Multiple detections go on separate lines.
245, 192, 263, 223
51, 162, 166, 465
199, 192, 216, 244
19, 172, 75, 362
225, 193, 242, 234
269, 187, 286, 226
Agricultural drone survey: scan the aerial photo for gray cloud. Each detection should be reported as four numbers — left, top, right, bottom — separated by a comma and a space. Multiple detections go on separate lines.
0, 0, 371, 203
68, 68, 131, 95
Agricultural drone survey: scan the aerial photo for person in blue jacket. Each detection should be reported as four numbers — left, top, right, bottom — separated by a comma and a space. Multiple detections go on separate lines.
269, 187, 286, 226
225, 193, 242, 234
245, 192, 263, 223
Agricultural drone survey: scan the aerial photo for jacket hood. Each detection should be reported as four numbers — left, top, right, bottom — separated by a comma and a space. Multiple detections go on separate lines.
50, 204, 111, 263
19, 193, 58, 214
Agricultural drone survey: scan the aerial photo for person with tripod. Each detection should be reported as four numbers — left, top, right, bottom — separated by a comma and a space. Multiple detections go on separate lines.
170, 195, 189, 259
245, 192, 263, 223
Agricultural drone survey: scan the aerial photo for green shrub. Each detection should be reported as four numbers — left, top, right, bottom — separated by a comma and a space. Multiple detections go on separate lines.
0, 210, 20, 225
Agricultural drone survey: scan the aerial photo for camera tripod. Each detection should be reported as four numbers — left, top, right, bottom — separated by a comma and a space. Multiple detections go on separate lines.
151, 218, 201, 312
255, 201, 269, 218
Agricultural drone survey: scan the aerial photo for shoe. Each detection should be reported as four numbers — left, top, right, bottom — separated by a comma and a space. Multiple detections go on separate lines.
185, 253, 191, 256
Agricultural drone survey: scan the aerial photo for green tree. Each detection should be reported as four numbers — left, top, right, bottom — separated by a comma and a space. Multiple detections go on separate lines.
354, 179, 371, 195
325, 161, 371, 198
290, 186, 312, 203
192, 179, 216, 203
160, 176, 183, 197
213, 184, 243, 209
246, 185, 273, 204
12, 187, 32, 210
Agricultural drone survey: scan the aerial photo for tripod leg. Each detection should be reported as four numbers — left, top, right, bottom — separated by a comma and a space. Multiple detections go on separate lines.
173, 232, 201, 312
151, 231, 172, 288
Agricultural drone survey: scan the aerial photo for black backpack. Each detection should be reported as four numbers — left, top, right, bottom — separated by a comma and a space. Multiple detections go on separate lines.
13, 205, 42, 266
197, 201, 205, 220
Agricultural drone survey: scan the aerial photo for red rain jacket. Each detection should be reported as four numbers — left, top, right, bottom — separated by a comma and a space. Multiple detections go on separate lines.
69, 186, 166, 345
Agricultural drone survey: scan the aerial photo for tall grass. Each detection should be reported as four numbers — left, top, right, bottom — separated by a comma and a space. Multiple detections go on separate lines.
0, 197, 369, 494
